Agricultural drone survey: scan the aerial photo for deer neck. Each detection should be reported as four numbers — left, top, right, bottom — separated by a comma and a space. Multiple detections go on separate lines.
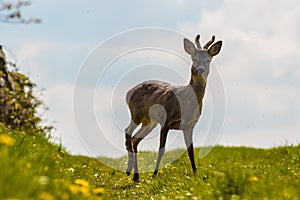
188, 67, 207, 104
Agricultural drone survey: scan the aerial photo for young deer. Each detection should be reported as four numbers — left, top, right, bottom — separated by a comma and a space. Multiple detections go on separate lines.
125, 34, 222, 181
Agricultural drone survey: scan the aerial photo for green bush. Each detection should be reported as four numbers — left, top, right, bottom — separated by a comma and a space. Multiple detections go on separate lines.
0, 46, 51, 133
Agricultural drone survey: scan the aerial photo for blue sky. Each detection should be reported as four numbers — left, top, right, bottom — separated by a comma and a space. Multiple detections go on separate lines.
1, 0, 300, 159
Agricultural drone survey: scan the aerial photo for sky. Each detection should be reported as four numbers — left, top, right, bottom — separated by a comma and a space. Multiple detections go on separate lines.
1, 0, 300, 160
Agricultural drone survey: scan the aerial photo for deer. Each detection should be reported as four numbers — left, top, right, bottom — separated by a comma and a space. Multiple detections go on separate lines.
124, 34, 222, 182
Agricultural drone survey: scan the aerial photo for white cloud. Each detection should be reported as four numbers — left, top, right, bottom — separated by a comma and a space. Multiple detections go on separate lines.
43, 83, 90, 155
9, 40, 93, 88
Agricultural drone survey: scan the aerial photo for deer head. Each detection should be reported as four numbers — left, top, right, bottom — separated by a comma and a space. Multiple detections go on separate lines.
184, 35, 222, 81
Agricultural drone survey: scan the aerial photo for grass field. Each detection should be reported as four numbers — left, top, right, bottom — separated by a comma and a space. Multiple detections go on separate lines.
0, 124, 299, 199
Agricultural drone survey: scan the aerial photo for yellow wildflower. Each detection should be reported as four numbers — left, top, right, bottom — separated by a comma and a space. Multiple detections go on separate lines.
93, 187, 105, 195
75, 179, 89, 187
68, 184, 90, 196
38, 192, 54, 200
0, 135, 14, 146
248, 176, 259, 182
68, 184, 80, 194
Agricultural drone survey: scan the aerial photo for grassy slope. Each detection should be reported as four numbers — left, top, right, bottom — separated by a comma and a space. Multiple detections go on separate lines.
0, 125, 299, 199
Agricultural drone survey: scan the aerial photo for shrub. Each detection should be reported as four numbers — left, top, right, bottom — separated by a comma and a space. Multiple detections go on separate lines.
0, 45, 52, 133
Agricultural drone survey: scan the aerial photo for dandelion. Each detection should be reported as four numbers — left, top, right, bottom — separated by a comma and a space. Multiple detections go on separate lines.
68, 185, 81, 194
68, 184, 84, 195
38, 192, 54, 200
248, 176, 259, 182
79, 187, 90, 196
0, 135, 14, 146
74, 179, 89, 187
93, 187, 105, 195
294, 172, 297, 176
68, 179, 90, 196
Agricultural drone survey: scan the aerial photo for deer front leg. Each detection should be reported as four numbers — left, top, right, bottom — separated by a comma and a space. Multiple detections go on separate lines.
153, 126, 169, 177
183, 129, 197, 174
125, 121, 137, 176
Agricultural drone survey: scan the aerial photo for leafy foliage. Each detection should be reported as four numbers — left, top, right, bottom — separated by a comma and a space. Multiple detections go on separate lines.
0, 0, 41, 24
0, 46, 51, 132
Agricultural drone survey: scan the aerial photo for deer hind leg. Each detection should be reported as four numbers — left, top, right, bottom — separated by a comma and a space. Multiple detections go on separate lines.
125, 120, 138, 176
131, 121, 157, 182
153, 125, 169, 177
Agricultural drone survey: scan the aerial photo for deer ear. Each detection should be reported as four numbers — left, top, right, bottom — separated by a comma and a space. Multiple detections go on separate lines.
184, 38, 196, 55
208, 41, 222, 57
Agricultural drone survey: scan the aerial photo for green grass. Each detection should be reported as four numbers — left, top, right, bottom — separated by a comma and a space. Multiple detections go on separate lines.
0, 124, 299, 199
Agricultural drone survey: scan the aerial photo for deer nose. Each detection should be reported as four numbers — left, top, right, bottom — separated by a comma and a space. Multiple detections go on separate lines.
197, 68, 205, 74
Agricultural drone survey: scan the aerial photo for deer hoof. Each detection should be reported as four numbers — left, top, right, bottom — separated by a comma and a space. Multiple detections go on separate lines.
193, 168, 197, 174
126, 164, 133, 176
133, 173, 139, 182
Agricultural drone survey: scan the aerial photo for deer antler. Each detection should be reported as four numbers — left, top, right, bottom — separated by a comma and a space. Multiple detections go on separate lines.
194, 34, 202, 49
204, 35, 215, 49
